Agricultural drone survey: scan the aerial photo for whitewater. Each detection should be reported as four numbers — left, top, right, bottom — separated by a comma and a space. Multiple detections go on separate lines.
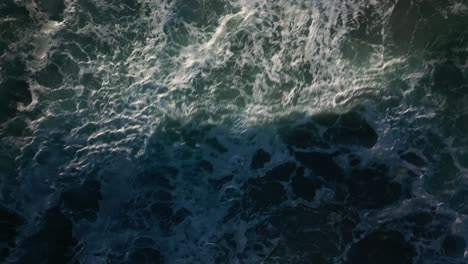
0, 0, 467, 263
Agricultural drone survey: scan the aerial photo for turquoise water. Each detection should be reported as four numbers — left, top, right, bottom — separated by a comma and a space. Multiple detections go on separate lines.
0, 0, 468, 263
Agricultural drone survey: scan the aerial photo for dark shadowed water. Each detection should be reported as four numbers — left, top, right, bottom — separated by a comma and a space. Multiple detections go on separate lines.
1, 0, 468, 263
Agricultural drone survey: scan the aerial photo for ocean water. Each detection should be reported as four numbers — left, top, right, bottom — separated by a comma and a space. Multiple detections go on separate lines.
0, 0, 467, 263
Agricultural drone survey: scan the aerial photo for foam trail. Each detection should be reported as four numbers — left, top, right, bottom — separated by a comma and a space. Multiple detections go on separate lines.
0, 0, 467, 263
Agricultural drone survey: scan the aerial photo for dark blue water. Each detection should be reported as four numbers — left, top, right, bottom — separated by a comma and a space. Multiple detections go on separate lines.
1, 0, 468, 263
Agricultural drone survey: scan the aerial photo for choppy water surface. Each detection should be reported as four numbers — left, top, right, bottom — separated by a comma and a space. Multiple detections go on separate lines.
1, 0, 468, 263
